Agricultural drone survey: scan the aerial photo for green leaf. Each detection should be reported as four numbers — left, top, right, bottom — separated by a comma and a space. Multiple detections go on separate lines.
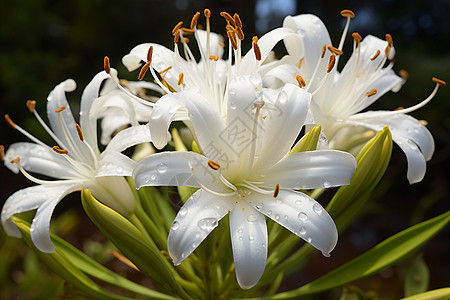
404, 255, 430, 297
400, 288, 450, 300
254, 210, 450, 299
289, 125, 321, 153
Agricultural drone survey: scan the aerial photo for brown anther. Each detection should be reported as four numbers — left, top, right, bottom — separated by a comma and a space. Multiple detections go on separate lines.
432, 77, 446, 86
138, 62, 151, 81
55, 105, 66, 113
182, 37, 190, 44
394, 106, 404, 111
233, 13, 242, 28
252, 40, 262, 61
0, 145, 4, 162
119, 79, 130, 89
227, 31, 238, 50
181, 27, 195, 35
209, 55, 219, 61
177, 73, 184, 86
352, 32, 362, 45
252, 36, 259, 44
220, 12, 235, 26
321, 44, 326, 58
204, 8, 211, 18
370, 50, 381, 61
235, 26, 245, 41
103, 56, 111, 74
75, 124, 84, 142
226, 24, 235, 32
366, 89, 377, 97
273, 183, 280, 198
52, 146, 68, 155
10, 157, 20, 164
190, 12, 201, 29
172, 21, 183, 36
328, 46, 343, 55
26, 100, 36, 113
398, 70, 410, 79
4, 114, 16, 129
327, 54, 336, 73
298, 58, 304, 68
384, 45, 391, 58
147, 45, 153, 63
159, 66, 172, 75
174, 29, 180, 44
208, 160, 220, 170
340, 9, 355, 18
296, 75, 306, 88
385, 34, 393, 47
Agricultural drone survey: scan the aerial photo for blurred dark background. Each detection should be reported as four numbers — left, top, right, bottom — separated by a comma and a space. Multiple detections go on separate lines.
0, 0, 449, 299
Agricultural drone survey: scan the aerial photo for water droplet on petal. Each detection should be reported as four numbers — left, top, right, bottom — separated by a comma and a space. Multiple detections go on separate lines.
248, 235, 255, 242
229, 101, 237, 109
198, 218, 218, 232
275, 214, 280, 221
195, 231, 201, 238
295, 200, 302, 206
267, 210, 272, 215
322, 251, 330, 257
157, 163, 168, 173
239, 236, 243, 241
255, 203, 264, 210
284, 215, 289, 221
313, 203, 323, 214
323, 181, 331, 188
238, 228, 243, 234
299, 226, 306, 235
298, 212, 308, 221
307, 237, 312, 243
261, 243, 266, 249
247, 214, 257, 222
277, 91, 288, 104
116, 166, 123, 173
179, 206, 188, 216
171, 221, 180, 231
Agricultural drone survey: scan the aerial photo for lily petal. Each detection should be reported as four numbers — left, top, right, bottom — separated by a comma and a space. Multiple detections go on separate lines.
105, 125, 152, 153
248, 190, 338, 256
168, 189, 232, 265
229, 201, 267, 289
261, 150, 356, 189
97, 151, 136, 177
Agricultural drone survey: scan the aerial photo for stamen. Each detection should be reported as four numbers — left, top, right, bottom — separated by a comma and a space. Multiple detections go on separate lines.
55, 105, 66, 113
340, 9, 355, 18
204, 8, 211, 19
209, 55, 219, 61
235, 26, 244, 41
188, 161, 237, 197
227, 30, 238, 50
328, 46, 343, 55
298, 58, 303, 68
432, 77, 446, 86
190, 11, 201, 29
177, 73, 184, 86
384, 45, 391, 58
174, 29, 180, 44
252, 38, 262, 61
352, 32, 362, 45
370, 50, 381, 61
234, 13, 242, 28
26, 100, 36, 113
159, 66, 172, 75
52, 146, 68, 155
208, 160, 221, 170
385, 34, 393, 47
327, 54, 336, 73
399, 70, 409, 79
11, 157, 20, 164
138, 61, 151, 80
321, 44, 326, 58
366, 89, 377, 97
180, 27, 195, 35
75, 124, 84, 141
147, 45, 153, 63
273, 183, 280, 198
296, 75, 306, 88
220, 12, 235, 26
172, 21, 183, 36
104, 56, 111, 74
0, 145, 4, 162
4, 114, 16, 129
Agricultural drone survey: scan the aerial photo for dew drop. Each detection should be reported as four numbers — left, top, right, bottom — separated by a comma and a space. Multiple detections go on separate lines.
247, 214, 257, 222
181, 252, 185, 258
275, 214, 280, 221
171, 221, 180, 231
238, 228, 243, 234
157, 163, 168, 173
195, 231, 201, 238
116, 166, 123, 173
299, 226, 306, 235
192, 243, 196, 248
261, 243, 266, 249
307, 237, 312, 243
248, 235, 255, 242
295, 200, 302, 206
239, 236, 243, 241
229, 101, 237, 109
284, 215, 289, 221
255, 203, 264, 210
313, 203, 323, 214
179, 206, 188, 216
298, 212, 308, 221
277, 91, 288, 104
323, 181, 331, 188
267, 210, 272, 215
198, 218, 218, 231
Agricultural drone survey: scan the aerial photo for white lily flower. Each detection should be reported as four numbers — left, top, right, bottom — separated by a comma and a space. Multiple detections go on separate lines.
118, 11, 299, 149
283, 11, 445, 184
1, 71, 152, 253
133, 74, 356, 289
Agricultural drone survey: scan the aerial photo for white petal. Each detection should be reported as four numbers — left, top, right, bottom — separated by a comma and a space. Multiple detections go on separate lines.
252, 84, 311, 172
1, 183, 82, 252
4, 142, 77, 179
261, 150, 356, 189
229, 201, 267, 289
91, 177, 135, 216
196, 30, 225, 58
97, 151, 136, 177
133, 151, 230, 193
248, 190, 338, 256
105, 125, 152, 153
168, 189, 232, 265
79, 71, 111, 147
149, 93, 186, 149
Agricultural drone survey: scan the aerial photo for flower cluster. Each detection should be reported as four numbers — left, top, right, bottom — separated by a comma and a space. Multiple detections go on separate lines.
1, 8, 445, 294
